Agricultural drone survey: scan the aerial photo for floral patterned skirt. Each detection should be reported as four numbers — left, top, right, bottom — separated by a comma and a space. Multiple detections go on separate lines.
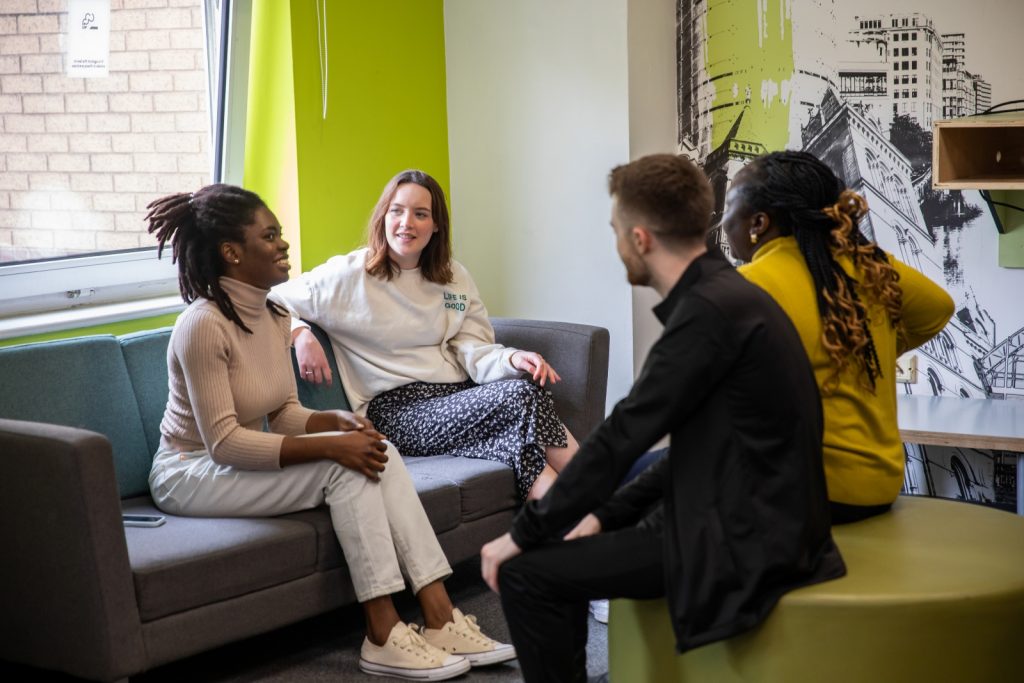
366, 379, 568, 501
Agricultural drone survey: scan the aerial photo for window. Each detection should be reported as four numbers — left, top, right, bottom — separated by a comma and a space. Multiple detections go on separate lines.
0, 0, 249, 338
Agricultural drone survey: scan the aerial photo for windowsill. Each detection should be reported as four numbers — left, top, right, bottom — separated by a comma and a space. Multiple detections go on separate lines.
0, 295, 186, 341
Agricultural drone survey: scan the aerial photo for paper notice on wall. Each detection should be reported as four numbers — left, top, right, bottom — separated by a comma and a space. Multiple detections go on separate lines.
67, 0, 111, 78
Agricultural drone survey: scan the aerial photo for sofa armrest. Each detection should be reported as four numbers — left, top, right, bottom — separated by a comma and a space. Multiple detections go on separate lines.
0, 418, 145, 682
491, 318, 609, 441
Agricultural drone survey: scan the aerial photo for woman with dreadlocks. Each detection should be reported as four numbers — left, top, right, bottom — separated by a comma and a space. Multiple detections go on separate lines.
145, 184, 513, 680
721, 151, 954, 523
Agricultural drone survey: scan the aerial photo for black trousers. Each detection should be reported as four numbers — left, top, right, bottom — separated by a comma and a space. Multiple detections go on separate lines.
498, 516, 666, 683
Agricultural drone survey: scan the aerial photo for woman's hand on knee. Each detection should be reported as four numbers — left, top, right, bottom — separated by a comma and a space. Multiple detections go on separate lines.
324, 432, 390, 481
510, 350, 562, 387
330, 410, 378, 433
305, 410, 383, 439
294, 327, 333, 386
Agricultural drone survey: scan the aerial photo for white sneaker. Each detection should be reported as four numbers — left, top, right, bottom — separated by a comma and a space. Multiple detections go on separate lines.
359, 621, 471, 680
590, 600, 609, 624
421, 608, 517, 667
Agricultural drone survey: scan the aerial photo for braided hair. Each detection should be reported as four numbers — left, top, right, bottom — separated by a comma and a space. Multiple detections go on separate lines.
145, 183, 285, 333
738, 151, 904, 393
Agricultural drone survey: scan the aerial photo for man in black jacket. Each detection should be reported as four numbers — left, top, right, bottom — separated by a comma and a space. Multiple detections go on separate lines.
480, 153, 845, 683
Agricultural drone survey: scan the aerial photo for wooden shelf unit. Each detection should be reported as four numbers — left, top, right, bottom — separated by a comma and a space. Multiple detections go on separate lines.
933, 112, 1024, 190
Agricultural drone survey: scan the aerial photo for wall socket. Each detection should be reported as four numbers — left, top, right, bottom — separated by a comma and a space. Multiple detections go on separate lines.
895, 353, 918, 384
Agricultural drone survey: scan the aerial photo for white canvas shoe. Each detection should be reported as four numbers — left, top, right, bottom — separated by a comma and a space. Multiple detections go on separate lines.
421, 608, 517, 667
359, 621, 471, 680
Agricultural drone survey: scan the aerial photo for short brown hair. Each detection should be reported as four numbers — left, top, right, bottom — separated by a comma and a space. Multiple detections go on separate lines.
366, 169, 453, 285
607, 154, 713, 244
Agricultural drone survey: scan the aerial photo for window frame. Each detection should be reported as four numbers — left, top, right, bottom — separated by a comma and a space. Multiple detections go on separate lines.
0, 0, 252, 341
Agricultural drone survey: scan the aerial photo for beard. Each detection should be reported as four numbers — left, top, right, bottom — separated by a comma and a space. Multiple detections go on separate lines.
622, 252, 650, 287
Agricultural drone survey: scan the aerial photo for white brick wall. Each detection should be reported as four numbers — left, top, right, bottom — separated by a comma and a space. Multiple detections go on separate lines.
0, 0, 210, 261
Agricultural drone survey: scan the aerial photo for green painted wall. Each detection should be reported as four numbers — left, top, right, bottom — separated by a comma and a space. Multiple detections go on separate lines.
244, 0, 300, 255
0, 313, 179, 347
248, 0, 450, 272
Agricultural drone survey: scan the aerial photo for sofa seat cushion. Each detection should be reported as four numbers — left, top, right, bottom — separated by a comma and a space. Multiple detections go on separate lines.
122, 499, 317, 622
404, 455, 518, 522
280, 459, 463, 571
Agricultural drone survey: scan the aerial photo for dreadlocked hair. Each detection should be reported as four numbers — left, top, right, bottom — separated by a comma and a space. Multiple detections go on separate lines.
740, 151, 904, 394
145, 183, 286, 334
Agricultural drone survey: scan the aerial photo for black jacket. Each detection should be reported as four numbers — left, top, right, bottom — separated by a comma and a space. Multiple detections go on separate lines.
510, 249, 845, 652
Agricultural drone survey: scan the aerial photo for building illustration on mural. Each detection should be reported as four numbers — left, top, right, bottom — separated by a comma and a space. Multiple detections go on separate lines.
676, 0, 1023, 510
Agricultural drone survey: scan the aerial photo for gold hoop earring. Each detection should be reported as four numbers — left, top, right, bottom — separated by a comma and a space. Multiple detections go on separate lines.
750, 233, 759, 245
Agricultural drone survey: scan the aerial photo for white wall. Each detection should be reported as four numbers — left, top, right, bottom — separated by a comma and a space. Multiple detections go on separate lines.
444, 0, 635, 410
627, 0, 678, 374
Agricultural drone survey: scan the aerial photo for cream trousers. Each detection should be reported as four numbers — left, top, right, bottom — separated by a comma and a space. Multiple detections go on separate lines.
149, 437, 451, 602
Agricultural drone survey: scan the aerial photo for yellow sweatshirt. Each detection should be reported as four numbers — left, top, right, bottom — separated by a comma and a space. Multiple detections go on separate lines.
739, 236, 954, 505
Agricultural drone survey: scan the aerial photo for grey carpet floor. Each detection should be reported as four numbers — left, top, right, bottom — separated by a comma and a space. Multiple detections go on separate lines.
1, 557, 609, 682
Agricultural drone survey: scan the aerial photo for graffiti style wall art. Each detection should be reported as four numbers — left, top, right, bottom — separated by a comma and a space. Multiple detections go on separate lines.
677, 0, 1024, 509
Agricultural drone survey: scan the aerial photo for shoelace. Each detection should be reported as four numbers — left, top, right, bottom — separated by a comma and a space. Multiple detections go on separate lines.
451, 613, 492, 645
398, 624, 443, 662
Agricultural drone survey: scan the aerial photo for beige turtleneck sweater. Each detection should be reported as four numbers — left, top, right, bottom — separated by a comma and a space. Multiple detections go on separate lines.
159, 277, 315, 469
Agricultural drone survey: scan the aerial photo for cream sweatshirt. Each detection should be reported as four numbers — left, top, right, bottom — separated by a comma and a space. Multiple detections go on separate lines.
270, 249, 522, 413
159, 277, 315, 469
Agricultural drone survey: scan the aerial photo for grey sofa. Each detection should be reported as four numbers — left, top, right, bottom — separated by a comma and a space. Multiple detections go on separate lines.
0, 318, 609, 682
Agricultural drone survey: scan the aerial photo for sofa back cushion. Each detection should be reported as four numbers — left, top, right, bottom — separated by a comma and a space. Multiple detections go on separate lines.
290, 321, 351, 412
119, 328, 173, 459
0, 335, 152, 497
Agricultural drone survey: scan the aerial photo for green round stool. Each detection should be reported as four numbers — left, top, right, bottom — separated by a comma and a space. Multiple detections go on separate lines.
608, 495, 1024, 682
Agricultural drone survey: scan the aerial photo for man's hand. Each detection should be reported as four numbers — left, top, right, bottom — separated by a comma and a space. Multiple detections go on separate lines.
563, 513, 602, 540
480, 532, 522, 593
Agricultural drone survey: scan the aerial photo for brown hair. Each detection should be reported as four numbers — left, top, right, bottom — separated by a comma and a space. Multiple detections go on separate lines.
365, 169, 453, 284
737, 151, 904, 393
607, 153, 713, 244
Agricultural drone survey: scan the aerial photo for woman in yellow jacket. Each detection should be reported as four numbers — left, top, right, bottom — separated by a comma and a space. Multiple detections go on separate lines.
721, 150, 955, 523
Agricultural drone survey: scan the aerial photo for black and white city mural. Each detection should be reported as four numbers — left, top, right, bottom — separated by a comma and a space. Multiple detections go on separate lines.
676, 0, 1024, 510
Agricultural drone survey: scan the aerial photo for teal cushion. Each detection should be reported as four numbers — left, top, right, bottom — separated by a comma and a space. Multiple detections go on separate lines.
0, 335, 152, 498
120, 328, 172, 458
291, 322, 351, 412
